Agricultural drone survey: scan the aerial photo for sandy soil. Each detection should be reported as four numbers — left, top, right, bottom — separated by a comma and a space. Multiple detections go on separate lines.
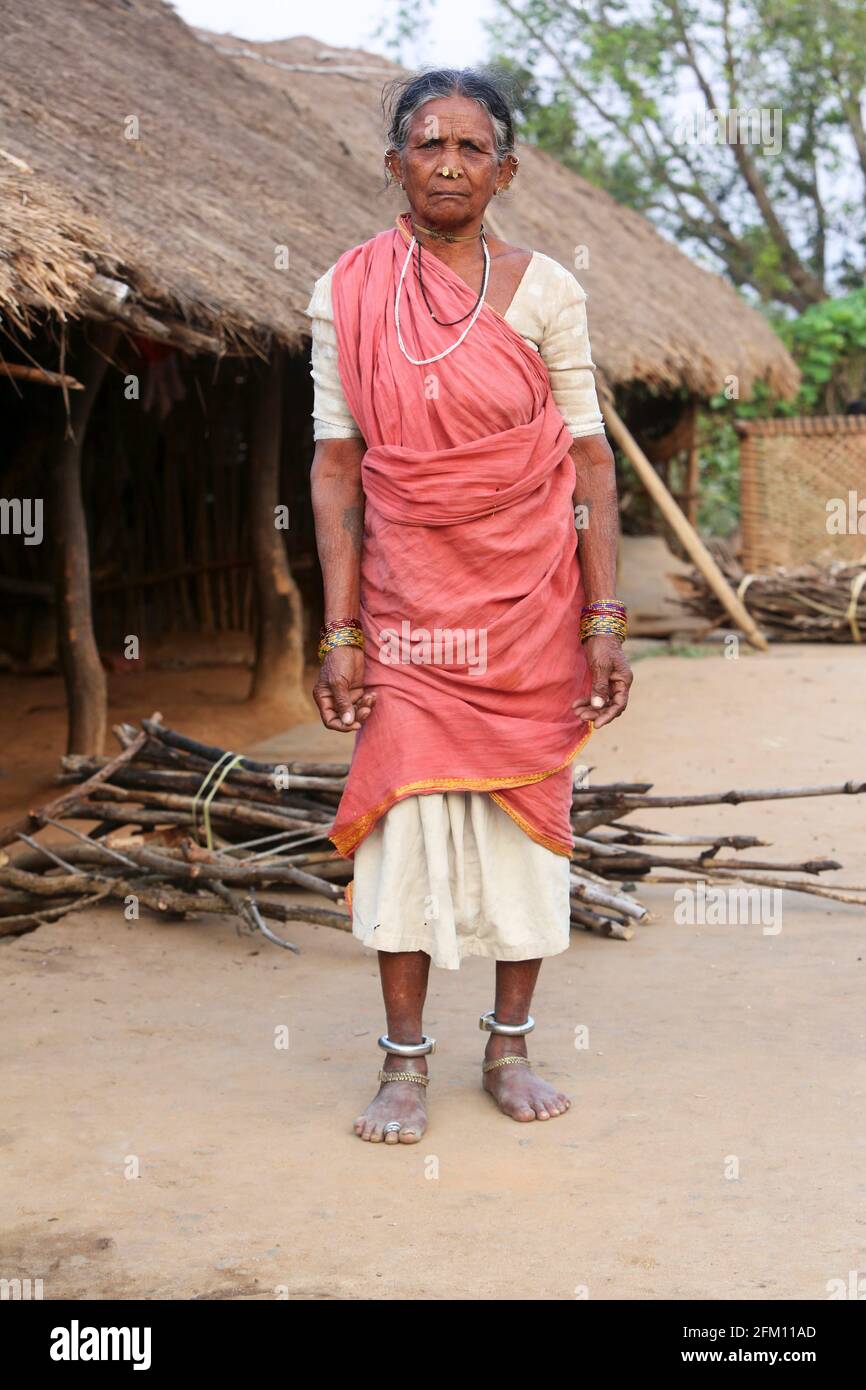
1, 642, 864, 1300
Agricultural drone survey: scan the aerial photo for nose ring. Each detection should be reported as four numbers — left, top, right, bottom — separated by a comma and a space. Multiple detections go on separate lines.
440, 165, 463, 179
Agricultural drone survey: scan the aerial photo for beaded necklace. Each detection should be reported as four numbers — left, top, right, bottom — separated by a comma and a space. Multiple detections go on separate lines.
394, 228, 491, 367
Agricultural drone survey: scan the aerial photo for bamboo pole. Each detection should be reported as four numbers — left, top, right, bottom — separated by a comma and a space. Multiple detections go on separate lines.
599, 389, 769, 650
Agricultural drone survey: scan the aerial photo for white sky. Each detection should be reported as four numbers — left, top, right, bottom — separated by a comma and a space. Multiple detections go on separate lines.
170, 0, 493, 64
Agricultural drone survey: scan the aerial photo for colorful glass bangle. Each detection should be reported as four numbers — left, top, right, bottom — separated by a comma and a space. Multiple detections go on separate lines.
580, 612, 628, 644
320, 616, 362, 637
317, 625, 365, 663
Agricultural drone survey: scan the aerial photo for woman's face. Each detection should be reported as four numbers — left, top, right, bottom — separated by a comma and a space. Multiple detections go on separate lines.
387, 94, 513, 230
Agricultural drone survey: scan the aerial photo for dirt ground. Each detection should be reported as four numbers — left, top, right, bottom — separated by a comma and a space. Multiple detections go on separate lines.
0, 659, 315, 823
1, 642, 864, 1300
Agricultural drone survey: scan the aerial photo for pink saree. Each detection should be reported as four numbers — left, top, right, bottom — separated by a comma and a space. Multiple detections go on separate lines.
327, 213, 593, 860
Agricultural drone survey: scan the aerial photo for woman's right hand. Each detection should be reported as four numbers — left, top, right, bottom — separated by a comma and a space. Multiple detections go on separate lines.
313, 644, 377, 732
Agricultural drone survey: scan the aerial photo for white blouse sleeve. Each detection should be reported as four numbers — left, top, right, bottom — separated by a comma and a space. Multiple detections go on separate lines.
534, 258, 606, 439
304, 265, 364, 442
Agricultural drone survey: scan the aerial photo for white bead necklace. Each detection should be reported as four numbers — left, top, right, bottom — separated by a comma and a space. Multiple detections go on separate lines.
394, 232, 491, 366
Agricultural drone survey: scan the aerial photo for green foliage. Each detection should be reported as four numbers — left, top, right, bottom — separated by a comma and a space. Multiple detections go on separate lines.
777, 289, 866, 412
487, 0, 866, 310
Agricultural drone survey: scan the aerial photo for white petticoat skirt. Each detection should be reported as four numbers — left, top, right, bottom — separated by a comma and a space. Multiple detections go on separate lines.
350, 790, 572, 970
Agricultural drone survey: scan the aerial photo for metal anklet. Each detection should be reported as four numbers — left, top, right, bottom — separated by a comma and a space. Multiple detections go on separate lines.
378, 1068, 430, 1087
482, 1056, 532, 1073
377, 1033, 436, 1057
478, 1011, 535, 1036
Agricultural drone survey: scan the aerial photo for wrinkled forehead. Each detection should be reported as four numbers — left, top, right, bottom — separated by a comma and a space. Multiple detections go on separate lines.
407, 100, 496, 143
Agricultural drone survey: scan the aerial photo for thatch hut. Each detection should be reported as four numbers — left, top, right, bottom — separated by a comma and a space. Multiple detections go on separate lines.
0, 0, 798, 752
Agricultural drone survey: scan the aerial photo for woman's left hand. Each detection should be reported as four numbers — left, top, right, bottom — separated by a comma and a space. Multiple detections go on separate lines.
572, 635, 633, 729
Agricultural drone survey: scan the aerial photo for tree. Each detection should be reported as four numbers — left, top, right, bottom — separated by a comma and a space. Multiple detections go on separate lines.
489, 0, 866, 309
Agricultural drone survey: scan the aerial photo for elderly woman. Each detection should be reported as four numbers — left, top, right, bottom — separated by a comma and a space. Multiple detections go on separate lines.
306, 68, 632, 1145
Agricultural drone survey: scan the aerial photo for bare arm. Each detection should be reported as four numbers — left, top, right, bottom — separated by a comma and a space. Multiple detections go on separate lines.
569, 433, 634, 729
311, 436, 366, 617
310, 437, 377, 731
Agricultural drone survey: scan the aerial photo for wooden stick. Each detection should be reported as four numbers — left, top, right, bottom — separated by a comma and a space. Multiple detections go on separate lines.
210, 880, 300, 954
0, 868, 350, 938
577, 848, 840, 875
70, 781, 334, 826
644, 869, 866, 906
599, 389, 769, 650
174, 840, 339, 898
0, 362, 84, 389
569, 873, 647, 920
570, 905, 634, 940
574, 781, 866, 810
58, 758, 345, 795
0, 888, 114, 937
602, 821, 766, 846
592, 828, 766, 849
61, 800, 321, 834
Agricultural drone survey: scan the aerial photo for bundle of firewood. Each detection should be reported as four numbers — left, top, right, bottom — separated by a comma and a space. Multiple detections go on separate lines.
673, 558, 866, 642
0, 714, 863, 946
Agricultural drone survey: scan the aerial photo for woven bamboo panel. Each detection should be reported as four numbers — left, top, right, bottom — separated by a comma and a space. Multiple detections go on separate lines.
738, 416, 866, 571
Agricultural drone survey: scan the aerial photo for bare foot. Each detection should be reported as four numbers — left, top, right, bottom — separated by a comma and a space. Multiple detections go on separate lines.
354, 1056, 428, 1144
482, 1039, 570, 1122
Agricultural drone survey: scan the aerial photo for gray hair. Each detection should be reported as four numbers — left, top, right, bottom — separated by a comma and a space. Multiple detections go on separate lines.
383, 68, 516, 161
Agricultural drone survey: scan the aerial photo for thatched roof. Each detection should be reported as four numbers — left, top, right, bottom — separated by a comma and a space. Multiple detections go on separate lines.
0, 0, 798, 397
0, 163, 118, 334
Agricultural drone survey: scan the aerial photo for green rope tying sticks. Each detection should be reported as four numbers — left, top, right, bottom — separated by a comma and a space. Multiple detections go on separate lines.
191, 750, 246, 850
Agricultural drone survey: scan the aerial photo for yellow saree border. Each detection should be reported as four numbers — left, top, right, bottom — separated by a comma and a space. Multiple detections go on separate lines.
330, 721, 594, 859
487, 791, 572, 856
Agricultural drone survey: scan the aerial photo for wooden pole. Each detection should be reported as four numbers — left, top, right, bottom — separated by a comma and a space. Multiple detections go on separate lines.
599, 389, 769, 650
53, 325, 119, 754
0, 362, 84, 389
685, 398, 700, 527
248, 352, 307, 706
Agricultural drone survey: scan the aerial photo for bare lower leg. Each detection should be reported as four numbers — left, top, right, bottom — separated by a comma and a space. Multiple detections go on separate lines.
354, 950, 431, 1144
482, 959, 571, 1121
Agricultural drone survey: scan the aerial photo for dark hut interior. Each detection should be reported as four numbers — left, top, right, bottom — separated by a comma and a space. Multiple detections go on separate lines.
2, 329, 318, 672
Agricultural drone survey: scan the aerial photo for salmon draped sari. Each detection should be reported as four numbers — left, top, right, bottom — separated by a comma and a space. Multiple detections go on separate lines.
328, 213, 593, 859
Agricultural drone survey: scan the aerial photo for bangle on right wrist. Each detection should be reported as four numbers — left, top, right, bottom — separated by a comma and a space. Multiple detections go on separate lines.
580, 599, 627, 644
